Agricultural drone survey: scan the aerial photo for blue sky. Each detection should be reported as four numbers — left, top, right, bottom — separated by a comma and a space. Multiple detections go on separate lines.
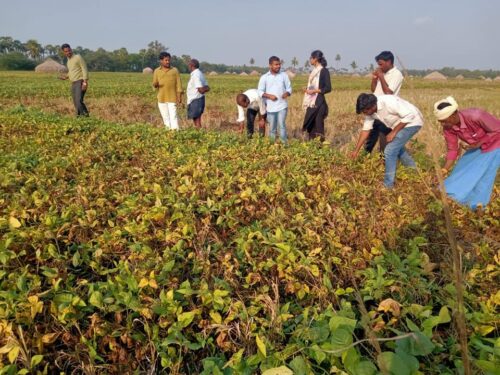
1, 0, 499, 70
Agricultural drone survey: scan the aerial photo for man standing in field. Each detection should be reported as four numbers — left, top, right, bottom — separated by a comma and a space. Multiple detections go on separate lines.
258, 56, 292, 143
153, 52, 182, 130
236, 89, 267, 137
186, 59, 210, 128
59, 44, 89, 117
366, 51, 404, 153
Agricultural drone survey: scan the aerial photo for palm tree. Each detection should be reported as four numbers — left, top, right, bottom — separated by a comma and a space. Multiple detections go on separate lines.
249, 57, 255, 65
291, 57, 299, 70
25, 39, 42, 60
304, 60, 310, 70
350, 60, 358, 72
335, 54, 341, 70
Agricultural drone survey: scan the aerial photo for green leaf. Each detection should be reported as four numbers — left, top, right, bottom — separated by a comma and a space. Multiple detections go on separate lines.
89, 291, 103, 308
329, 315, 357, 333
31, 354, 43, 368
289, 356, 309, 375
351, 361, 378, 375
377, 352, 411, 375
256, 335, 267, 357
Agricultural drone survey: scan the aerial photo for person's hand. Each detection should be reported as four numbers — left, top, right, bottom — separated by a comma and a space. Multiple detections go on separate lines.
462, 141, 482, 150
238, 122, 244, 133
152, 82, 160, 89
282, 92, 290, 99
386, 130, 398, 143
350, 150, 359, 159
268, 94, 278, 101
58, 74, 67, 80
305, 89, 316, 95
258, 118, 266, 129
81, 81, 88, 91
372, 68, 383, 79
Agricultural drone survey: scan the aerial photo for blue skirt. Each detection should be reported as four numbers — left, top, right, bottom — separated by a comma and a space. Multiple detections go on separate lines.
444, 148, 500, 209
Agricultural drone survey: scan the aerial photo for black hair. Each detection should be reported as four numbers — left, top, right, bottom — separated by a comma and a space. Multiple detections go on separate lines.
375, 51, 394, 64
356, 93, 378, 114
61, 43, 71, 50
159, 52, 171, 60
236, 93, 249, 105
437, 102, 452, 110
269, 56, 280, 64
190, 59, 200, 69
310, 50, 327, 67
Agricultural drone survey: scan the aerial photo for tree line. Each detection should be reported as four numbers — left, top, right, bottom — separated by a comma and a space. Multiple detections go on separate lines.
1, 36, 499, 78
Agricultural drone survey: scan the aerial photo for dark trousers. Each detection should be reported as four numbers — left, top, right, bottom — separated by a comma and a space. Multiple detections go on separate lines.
71, 80, 89, 117
247, 108, 265, 137
365, 119, 391, 153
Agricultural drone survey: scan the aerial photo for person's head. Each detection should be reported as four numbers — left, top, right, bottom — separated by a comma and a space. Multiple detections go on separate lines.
61, 43, 72, 58
356, 93, 378, 115
375, 51, 394, 73
310, 50, 327, 68
236, 93, 250, 107
159, 52, 171, 68
268, 56, 281, 74
434, 96, 460, 129
188, 59, 200, 72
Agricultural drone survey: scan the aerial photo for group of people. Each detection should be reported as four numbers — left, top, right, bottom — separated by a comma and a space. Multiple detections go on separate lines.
59, 44, 499, 209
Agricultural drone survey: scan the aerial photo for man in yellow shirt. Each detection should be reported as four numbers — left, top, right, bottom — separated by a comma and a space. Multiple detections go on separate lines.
153, 52, 183, 130
60, 43, 89, 117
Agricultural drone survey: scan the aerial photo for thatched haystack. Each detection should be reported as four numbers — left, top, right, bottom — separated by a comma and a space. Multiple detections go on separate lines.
455, 74, 464, 80
208, 71, 218, 76
224, 71, 231, 75
494, 76, 500, 81
285, 70, 296, 79
249, 70, 259, 76
423, 71, 447, 80
142, 67, 153, 74
351, 73, 361, 77
484, 78, 492, 82
240, 72, 248, 76
35, 58, 68, 73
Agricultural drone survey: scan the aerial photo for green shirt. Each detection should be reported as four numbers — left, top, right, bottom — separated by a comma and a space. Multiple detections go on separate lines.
153, 66, 182, 103
67, 54, 89, 82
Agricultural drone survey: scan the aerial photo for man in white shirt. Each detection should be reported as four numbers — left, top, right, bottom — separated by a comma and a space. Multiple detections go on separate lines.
258, 56, 292, 143
352, 93, 423, 188
366, 51, 405, 153
236, 89, 267, 137
187, 59, 210, 128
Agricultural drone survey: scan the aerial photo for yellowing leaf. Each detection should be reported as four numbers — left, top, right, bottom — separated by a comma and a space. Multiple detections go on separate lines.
8, 345, 20, 363
378, 298, 401, 317
41, 332, 60, 344
138, 278, 149, 288
262, 366, 294, 375
9, 217, 21, 229
256, 335, 267, 357
397, 196, 403, 205
210, 311, 222, 324
149, 279, 158, 289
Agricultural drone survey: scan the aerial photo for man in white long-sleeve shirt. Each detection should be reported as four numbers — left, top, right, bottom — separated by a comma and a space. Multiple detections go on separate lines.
236, 89, 267, 137
352, 93, 423, 188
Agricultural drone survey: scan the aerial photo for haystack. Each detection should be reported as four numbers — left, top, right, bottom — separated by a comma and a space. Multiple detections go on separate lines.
494, 76, 500, 81
423, 71, 447, 81
240, 72, 248, 76
208, 71, 218, 76
364, 72, 372, 78
224, 71, 231, 75
351, 73, 360, 77
484, 78, 492, 82
285, 70, 296, 79
35, 58, 68, 73
232, 72, 237, 75
249, 70, 259, 76
455, 74, 464, 80
142, 67, 153, 74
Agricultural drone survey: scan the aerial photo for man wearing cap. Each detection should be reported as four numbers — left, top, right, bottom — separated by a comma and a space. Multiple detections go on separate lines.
434, 96, 500, 208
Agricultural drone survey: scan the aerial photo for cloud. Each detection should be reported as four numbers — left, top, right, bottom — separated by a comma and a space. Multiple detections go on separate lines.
413, 16, 433, 26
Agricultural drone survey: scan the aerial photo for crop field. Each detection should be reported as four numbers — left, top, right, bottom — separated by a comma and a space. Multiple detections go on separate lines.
0, 71, 499, 374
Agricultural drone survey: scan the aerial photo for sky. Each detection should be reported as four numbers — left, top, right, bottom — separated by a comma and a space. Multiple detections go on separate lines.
1, 0, 499, 70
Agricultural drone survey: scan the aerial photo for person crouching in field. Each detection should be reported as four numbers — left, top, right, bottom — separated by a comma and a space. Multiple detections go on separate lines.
153, 52, 182, 130
187, 59, 210, 128
236, 89, 267, 137
59, 44, 89, 117
352, 94, 423, 188
258, 56, 292, 144
434, 96, 500, 209
302, 50, 331, 141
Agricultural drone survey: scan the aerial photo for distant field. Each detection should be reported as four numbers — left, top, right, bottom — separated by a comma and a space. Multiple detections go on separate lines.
1, 71, 499, 154
0, 71, 499, 374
